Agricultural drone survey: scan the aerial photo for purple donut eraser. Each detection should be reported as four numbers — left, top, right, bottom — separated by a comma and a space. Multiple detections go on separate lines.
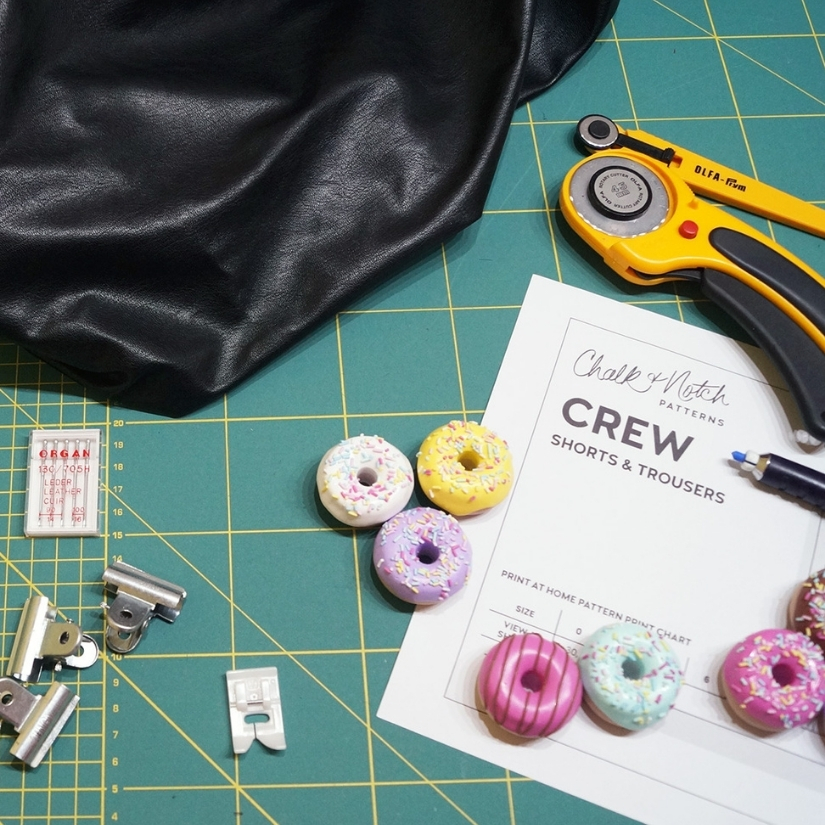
373, 507, 471, 605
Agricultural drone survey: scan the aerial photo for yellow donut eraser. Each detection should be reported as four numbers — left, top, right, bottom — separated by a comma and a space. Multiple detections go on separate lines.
416, 420, 513, 516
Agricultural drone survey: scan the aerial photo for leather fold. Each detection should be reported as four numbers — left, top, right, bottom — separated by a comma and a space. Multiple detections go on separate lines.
0, 0, 619, 416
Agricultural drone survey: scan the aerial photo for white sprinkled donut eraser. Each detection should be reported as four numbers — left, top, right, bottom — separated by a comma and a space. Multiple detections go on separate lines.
316, 434, 414, 527
24, 429, 101, 537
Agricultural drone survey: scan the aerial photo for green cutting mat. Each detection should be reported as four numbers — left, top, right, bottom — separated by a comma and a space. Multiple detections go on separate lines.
1, 2, 824, 823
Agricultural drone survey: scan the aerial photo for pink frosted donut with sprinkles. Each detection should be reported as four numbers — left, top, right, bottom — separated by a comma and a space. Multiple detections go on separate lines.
316, 435, 414, 527
373, 507, 471, 605
477, 633, 582, 738
416, 420, 513, 516
789, 568, 825, 653
721, 628, 825, 732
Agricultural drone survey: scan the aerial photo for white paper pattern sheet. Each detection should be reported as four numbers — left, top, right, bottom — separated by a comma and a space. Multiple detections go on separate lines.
378, 276, 825, 825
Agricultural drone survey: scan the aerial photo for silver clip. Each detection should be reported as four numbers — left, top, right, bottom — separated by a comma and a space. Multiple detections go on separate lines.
7, 595, 99, 683
0, 677, 79, 767
226, 667, 286, 754
101, 561, 186, 653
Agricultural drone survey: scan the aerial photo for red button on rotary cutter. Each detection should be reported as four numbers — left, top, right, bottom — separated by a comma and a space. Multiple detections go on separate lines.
678, 220, 699, 239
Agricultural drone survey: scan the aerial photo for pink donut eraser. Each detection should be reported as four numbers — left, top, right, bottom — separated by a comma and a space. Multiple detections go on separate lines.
477, 632, 582, 738
721, 628, 825, 731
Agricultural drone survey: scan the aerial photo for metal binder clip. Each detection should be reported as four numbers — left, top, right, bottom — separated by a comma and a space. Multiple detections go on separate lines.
0, 677, 79, 768
101, 561, 186, 653
7, 595, 99, 683
226, 667, 286, 754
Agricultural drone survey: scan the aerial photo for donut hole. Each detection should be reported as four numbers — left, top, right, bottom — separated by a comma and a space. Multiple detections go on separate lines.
457, 450, 480, 471
772, 662, 796, 687
621, 655, 645, 681
357, 468, 379, 487
520, 670, 543, 693
416, 541, 441, 565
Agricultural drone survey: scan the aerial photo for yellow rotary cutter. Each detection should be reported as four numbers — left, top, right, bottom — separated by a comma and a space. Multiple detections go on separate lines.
559, 114, 825, 443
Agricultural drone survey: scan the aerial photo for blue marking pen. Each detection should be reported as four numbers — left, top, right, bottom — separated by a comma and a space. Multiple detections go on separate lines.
732, 450, 825, 511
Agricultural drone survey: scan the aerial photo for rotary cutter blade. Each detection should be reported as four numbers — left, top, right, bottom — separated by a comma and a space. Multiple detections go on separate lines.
560, 115, 825, 443
567, 155, 669, 238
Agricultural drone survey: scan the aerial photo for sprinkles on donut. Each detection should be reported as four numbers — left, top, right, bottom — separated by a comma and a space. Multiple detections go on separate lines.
373, 507, 472, 605
316, 434, 413, 527
789, 568, 825, 653
578, 622, 683, 731
417, 420, 513, 516
721, 628, 825, 732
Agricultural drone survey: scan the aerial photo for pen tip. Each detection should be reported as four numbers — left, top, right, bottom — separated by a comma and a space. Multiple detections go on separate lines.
731, 451, 746, 463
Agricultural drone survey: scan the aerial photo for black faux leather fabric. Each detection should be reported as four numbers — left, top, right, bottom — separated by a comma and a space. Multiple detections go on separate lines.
0, 0, 618, 416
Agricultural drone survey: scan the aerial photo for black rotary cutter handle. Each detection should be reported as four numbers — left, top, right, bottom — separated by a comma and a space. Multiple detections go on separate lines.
671, 227, 825, 441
